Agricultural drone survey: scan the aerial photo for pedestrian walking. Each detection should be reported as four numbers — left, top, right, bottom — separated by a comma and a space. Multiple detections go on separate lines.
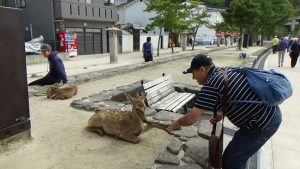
167, 54, 282, 169
277, 37, 288, 67
142, 37, 153, 62
271, 36, 280, 54
289, 38, 300, 68
28, 44, 68, 86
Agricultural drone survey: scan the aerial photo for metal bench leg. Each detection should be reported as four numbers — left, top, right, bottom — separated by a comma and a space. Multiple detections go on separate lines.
184, 104, 188, 114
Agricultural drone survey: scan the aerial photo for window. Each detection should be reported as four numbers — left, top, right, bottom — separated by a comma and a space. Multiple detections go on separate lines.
99, 8, 101, 18
92, 8, 94, 17
104, 0, 114, 6
85, 0, 92, 4
85, 6, 87, 16
70, 4, 72, 15
0, 0, 8, 6
105, 9, 106, 18
18, 0, 26, 8
78, 5, 80, 15
110, 10, 112, 18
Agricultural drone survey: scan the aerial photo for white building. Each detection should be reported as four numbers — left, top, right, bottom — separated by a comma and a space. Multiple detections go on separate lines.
116, 0, 169, 52
194, 7, 224, 45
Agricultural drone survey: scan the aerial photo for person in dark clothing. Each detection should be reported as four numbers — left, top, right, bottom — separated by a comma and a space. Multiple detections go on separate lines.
289, 38, 300, 68
142, 37, 153, 62
28, 44, 68, 86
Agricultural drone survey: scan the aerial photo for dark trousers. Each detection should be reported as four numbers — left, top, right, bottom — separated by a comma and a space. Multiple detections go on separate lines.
223, 111, 282, 169
272, 45, 278, 54
290, 52, 299, 68
28, 75, 61, 86
144, 55, 153, 62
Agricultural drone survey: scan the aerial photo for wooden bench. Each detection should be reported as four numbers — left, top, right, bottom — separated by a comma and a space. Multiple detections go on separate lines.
141, 74, 196, 113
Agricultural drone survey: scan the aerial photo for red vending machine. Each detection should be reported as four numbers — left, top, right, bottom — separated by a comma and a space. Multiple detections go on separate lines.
58, 31, 78, 57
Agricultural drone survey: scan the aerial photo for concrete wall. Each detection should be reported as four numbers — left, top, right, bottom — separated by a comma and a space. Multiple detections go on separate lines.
22, 0, 56, 41
121, 32, 133, 53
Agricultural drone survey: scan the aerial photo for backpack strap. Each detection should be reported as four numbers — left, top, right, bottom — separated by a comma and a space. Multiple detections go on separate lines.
211, 68, 229, 137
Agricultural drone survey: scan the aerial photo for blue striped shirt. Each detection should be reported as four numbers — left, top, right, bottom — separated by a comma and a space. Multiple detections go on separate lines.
194, 67, 279, 129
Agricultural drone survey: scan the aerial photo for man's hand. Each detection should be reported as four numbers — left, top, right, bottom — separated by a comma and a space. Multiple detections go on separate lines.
209, 112, 223, 124
166, 121, 181, 134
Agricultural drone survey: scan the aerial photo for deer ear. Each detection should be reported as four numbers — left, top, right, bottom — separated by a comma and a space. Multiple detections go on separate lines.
125, 93, 135, 102
139, 92, 147, 100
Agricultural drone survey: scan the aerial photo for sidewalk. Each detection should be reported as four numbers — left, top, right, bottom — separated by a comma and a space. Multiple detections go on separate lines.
26, 45, 230, 83
265, 53, 300, 169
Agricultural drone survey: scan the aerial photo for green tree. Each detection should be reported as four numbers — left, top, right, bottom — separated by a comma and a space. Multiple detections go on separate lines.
203, 0, 226, 8
144, 0, 188, 54
256, 0, 292, 39
222, 0, 261, 49
185, 1, 211, 50
289, 0, 300, 16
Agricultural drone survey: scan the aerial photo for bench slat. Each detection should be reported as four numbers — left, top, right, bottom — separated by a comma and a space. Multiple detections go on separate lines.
147, 88, 176, 106
161, 93, 192, 111
171, 93, 196, 112
150, 92, 178, 108
144, 78, 175, 105
155, 92, 181, 108
145, 79, 174, 101
143, 74, 195, 113
143, 74, 172, 90
158, 93, 186, 110
166, 93, 196, 111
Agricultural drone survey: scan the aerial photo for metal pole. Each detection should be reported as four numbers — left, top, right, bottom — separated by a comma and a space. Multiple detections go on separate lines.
14, 0, 17, 7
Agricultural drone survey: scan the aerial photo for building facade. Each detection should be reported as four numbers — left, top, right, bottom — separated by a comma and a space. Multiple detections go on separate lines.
117, 0, 169, 52
22, 0, 118, 55
194, 7, 224, 45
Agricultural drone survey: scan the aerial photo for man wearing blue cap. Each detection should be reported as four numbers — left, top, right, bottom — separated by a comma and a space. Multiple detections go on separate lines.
167, 54, 282, 169
28, 44, 68, 86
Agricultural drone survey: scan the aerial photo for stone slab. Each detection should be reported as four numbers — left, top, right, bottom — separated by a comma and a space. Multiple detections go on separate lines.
167, 137, 182, 155
155, 151, 181, 165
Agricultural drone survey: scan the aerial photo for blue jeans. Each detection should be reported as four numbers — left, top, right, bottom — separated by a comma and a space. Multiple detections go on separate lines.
223, 111, 282, 169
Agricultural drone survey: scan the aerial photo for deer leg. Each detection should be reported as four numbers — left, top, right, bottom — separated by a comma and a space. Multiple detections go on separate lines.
85, 127, 105, 136
141, 124, 154, 134
119, 133, 140, 144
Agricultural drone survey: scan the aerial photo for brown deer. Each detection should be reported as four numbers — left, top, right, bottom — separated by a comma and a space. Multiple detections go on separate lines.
47, 83, 78, 100
86, 93, 170, 144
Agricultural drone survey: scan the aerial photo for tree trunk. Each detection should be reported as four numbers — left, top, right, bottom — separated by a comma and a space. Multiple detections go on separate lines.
170, 32, 174, 53
260, 35, 264, 46
246, 30, 250, 48
192, 27, 199, 50
157, 27, 162, 56
238, 27, 242, 50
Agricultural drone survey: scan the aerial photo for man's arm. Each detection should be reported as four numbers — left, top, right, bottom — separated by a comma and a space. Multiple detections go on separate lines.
167, 107, 205, 132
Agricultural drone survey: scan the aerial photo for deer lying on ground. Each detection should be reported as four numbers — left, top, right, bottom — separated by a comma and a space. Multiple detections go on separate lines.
47, 83, 78, 100
86, 93, 170, 144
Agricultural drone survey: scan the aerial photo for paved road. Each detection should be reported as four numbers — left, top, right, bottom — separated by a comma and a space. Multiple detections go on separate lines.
265, 53, 300, 169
